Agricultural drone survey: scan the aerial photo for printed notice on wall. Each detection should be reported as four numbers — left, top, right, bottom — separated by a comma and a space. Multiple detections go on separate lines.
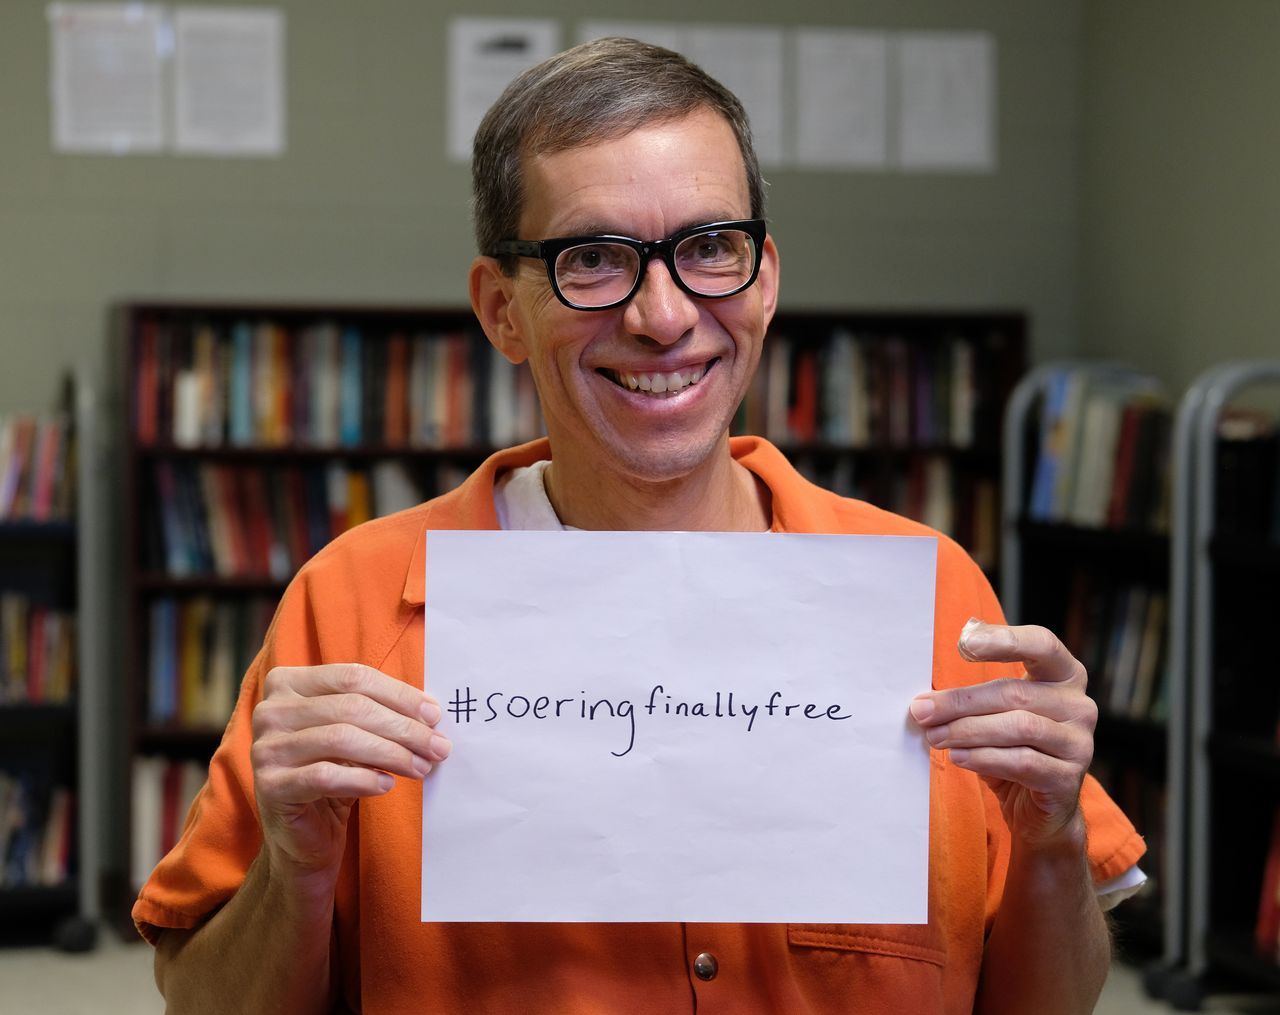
173, 7, 285, 156
794, 28, 889, 169
448, 18, 560, 162
897, 31, 995, 171
422, 531, 936, 923
48, 3, 167, 154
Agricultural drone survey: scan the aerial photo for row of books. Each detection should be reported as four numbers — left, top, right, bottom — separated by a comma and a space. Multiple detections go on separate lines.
1027, 368, 1172, 531
133, 321, 544, 450
1, 595, 75, 706
147, 596, 275, 727
793, 454, 999, 571
131, 756, 204, 891
147, 459, 468, 579
735, 332, 994, 449
0, 769, 73, 889
0, 415, 75, 522
1061, 572, 1168, 721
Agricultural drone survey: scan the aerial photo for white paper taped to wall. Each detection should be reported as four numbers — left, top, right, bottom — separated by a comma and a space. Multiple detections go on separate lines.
48, 3, 168, 154
173, 7, 285, 157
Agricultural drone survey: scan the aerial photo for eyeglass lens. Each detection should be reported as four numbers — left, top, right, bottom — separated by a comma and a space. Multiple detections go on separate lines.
552, 228, 758, 308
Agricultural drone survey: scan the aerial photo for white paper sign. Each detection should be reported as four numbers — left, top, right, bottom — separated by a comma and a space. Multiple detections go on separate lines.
173, 7, 285, 156
448, 18, 561, 163
794, 29, 889, 169
423, 531, 936, 924
897, 31, 996, 171
48, 3, 168, 154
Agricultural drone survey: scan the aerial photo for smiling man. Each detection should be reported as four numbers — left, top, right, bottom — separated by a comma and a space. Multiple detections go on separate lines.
136, 38, 1145, 1014
473, 100, 777, 533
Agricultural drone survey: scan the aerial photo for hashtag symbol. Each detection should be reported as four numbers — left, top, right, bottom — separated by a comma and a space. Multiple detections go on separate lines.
448, 686, 476, 723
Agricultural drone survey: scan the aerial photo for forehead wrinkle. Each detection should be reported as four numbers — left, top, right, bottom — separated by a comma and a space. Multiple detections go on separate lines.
548, 212, 745, 242
519, 110, 751, 240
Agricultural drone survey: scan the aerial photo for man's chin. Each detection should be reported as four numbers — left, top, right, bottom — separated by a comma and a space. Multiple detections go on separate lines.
601, 433, 729, 487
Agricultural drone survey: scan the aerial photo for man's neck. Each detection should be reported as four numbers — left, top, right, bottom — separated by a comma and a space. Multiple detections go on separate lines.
541, 439, 771, 532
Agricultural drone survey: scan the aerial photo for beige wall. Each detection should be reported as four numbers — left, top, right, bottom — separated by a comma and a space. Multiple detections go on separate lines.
1080, 0, 1280, 393
0, 0, 1083, 413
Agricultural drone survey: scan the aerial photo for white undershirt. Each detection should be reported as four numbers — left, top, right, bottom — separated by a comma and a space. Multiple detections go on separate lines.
492, 461, 1147, 910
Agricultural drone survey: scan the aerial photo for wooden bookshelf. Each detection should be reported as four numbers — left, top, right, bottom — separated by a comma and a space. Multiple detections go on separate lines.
114, 301, 1027, 911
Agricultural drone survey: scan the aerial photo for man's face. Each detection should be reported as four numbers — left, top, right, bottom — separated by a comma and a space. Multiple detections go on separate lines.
486, 107, 779, 485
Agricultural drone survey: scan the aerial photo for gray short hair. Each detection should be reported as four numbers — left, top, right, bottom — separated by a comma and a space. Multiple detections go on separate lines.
472, 37, 766, 272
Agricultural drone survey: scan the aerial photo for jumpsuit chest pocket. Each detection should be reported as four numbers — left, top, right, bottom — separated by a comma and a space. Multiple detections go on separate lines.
786, 922, 947, 967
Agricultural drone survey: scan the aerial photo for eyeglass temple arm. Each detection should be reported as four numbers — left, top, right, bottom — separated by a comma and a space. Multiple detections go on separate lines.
495, 240, 542, 257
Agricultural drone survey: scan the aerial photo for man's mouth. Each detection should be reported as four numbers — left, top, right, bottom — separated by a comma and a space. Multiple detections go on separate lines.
600, 358, 717, 398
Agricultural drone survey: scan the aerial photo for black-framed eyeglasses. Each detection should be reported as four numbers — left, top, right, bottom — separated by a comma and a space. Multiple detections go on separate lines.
494, 219, 767, 311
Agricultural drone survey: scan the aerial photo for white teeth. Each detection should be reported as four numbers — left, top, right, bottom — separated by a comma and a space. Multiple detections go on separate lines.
613, 362, 711, 397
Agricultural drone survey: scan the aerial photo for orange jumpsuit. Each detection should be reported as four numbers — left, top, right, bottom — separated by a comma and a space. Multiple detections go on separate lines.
134, 437, 1145, 1014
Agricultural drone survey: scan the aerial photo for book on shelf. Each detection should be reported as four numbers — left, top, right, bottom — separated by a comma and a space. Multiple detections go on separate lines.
1027, 367, 1170, 530
1256, 806, 1280, 963
0, 593, 76, 706
0, 768, 73, 889
791, 454, 999, 571
1128, 591, 1168, 720
147, 459, 436, 580
137, 319, 544, 450
147, 596, 274, 728
0, 414, 76, 523
131, 756, 205, 890
1103, 586, 1147, 716
737, 330, 993, 450
1061, 572, 1167, 721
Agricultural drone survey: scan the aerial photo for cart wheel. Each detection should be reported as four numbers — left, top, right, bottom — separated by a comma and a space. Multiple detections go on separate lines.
1161, 968, 1206, 1011
53, 915, 97, 954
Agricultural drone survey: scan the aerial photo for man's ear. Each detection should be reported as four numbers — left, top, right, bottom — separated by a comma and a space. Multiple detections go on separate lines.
469, 256, 528, 364
757, 234, 781, 331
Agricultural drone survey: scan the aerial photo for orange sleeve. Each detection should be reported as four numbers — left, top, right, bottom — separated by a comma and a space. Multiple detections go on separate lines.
131, 510, 421, 948
950, 547, 1147, 926
130, 581, 320, 945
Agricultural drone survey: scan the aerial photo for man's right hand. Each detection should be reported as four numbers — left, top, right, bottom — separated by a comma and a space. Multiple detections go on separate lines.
250, 663, 451, 882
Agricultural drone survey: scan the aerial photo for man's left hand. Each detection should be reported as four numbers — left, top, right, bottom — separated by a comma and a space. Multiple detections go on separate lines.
908, 620, 1097, 847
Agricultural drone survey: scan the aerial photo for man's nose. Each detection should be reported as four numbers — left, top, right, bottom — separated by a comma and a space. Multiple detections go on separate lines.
621, 258, 699, 346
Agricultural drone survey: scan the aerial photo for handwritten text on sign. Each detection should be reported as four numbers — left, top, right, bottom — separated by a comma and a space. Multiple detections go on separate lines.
422, 530, 936, 924
445, 684, 852, 756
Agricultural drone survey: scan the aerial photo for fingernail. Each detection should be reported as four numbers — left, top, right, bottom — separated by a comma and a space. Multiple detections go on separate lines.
377, 773, 394, 792
432, 734, 452, 760
958, 617, 987, 661
412, 754, 434, 777
949, 748, 970, 765
421, 701, 442, 725
909, 696, 935, 721
925, 724, 950, 746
